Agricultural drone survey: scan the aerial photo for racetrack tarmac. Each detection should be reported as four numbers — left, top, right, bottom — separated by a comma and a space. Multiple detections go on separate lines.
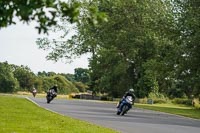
29, 97, 200, 133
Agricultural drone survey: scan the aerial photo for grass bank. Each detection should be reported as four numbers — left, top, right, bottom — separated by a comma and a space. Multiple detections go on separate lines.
135, 103, 200, 119
0, 95, 118, 133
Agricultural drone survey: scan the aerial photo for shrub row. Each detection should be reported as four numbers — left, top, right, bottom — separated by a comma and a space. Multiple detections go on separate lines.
172, 98, 193, 106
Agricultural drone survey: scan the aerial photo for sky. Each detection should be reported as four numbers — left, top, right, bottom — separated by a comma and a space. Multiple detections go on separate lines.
0, 21, 89, 74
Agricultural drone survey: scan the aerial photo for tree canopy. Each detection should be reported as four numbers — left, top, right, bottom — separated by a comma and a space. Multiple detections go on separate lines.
0, 0, 107, 34
36, 0, 200, 99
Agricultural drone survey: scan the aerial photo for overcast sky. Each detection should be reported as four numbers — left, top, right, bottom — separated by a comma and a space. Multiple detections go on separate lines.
0, 22, 89, 74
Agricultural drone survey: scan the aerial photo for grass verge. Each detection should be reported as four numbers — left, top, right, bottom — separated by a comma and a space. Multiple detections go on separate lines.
0, 95, 118, 133
135, 103, 200, 119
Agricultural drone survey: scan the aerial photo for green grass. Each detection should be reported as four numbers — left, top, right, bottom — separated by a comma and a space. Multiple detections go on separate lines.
135, 103, 200, 119
0, 95, 118, 133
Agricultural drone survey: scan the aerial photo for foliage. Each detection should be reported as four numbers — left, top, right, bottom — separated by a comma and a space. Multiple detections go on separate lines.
153, 99, 167, 104
53, 75, 79, 94
0, 62, 19, 92
37, 75, 79, 94
73, 81, 89, 92
173, 0, 200, 98
80, 0, 177, 98
172, 98, 193, 106
36, 0, 179, 98
60, 73, 75, 82
0, 0, 107, 34
12, 64, 36, 91
0, 61, 85, 94
33, 77, 43, 93
148, 91, 168, 104
74, 68, 90, 84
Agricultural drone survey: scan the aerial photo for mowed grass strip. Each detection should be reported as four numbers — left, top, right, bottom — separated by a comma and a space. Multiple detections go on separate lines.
135, 103, 200, 119
0, 95, 118, 133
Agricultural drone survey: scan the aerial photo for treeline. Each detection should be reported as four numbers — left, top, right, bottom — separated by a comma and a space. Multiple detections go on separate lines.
0, 61, 90, 94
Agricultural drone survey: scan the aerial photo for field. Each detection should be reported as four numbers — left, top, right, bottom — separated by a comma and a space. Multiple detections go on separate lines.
135, 103, 200, 119
0, 95, 118, 133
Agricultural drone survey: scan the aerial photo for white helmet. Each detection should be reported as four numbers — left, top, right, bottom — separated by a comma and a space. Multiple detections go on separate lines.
129, 88, 134, 93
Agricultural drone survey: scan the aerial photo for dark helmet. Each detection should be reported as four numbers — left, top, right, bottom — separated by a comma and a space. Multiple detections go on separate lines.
52, 84, 58, 89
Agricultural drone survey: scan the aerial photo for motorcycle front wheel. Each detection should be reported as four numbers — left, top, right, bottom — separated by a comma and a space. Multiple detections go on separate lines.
121, 105, 129, 115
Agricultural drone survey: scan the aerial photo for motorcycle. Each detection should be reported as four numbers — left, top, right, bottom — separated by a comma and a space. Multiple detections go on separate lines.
32, 91, 37, 97
31, 88, 37, 97
46, 90, 57, 103
116, 96, 133, 115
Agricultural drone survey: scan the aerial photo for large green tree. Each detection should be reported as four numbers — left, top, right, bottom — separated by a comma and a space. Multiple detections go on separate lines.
12, 65, 36, 91
74, 0, 177, 98
36, 0, 200, 99
173, 0, 200, 98
0, 62, 19, 92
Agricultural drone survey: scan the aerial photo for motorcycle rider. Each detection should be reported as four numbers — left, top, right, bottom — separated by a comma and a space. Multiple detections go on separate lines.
123, 88, 136, 101
46, 85, 58, 103
32, 86, 37, 97
117, 88, 136, 108
48, 85, 58, 96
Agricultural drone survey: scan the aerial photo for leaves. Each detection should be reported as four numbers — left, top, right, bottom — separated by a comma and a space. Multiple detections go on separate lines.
0, 0, 107, 34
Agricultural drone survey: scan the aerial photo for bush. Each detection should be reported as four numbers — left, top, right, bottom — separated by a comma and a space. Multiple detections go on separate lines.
147, 92, 168, 104
73, 82, 89, 92
101, 96, 113, 101
153, 99, 167, 104
194, 104, 200, 109
193, 98, 200, 109
172, 98, 192, 106
136, 98, 148, 104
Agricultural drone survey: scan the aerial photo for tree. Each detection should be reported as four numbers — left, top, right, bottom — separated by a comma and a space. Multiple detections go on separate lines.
35, 0, 200, 99
52, 75, 79, 94
79, 0, 177, 98
60, 73, 75, 82
0, 0, 107, 34
173, 0, 200, 98
0, 62, 19, 92
74, 68, 90, 84
36, 0, 178, 98
12, 65, 36, 91
73, 81, 89, 92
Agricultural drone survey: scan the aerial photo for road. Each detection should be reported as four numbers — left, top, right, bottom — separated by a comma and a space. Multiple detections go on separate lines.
28, 97, 200, 133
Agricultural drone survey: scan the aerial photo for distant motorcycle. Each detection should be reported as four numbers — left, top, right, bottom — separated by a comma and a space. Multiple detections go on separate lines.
116, 96, 133, 115
32, 88, 37, 97
46, 90, 57, 103
32, 91, 37, 97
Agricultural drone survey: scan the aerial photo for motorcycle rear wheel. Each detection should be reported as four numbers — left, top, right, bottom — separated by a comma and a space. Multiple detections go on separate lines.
46, 96, 51, 103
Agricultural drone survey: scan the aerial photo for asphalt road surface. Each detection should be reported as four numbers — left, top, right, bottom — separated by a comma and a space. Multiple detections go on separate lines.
28, 97, 200, 133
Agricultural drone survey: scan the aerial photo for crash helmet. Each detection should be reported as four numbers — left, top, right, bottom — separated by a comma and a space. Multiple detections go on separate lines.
129, 88, 134, 93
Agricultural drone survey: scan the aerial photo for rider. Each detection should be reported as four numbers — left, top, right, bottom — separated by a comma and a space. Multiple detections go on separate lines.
123, 88, 136, 101
117, 88, 136, 108
49, 85, 58, 96
32, 86, 37, 97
